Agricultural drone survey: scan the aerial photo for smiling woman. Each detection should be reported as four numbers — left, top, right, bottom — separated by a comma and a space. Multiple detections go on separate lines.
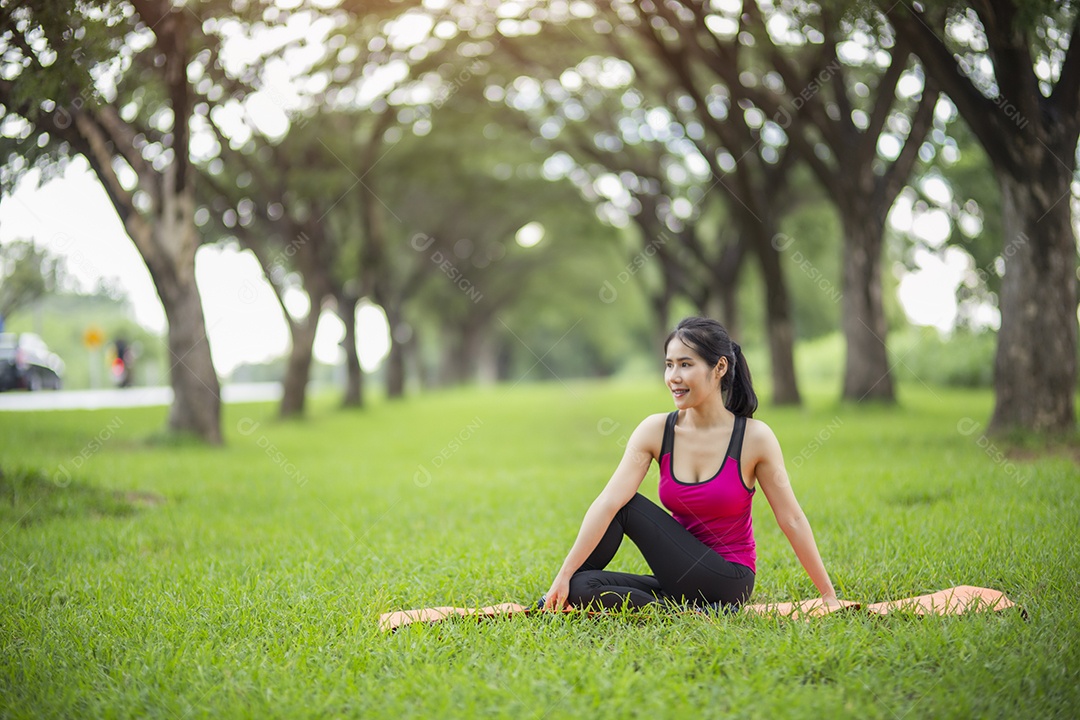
541, 316, 840, 615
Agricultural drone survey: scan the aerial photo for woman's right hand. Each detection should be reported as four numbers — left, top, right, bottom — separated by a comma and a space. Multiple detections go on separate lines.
542, 574, 571, 611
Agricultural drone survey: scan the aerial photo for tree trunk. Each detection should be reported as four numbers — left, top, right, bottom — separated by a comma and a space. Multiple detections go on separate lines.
439, 327, 467, 386
408, 325, 429, 390
989, 170, 1078, 434
279, 306, 321, 418
41, 75, 224, 442
650, 288, 673, 354
714, 283, 739, 341
752, 225, 800, 405
386, 337, 407, 398
338, 295, 364, 408
886, 0, 1079, 433
708, 231, 747, 342
159, 273, 222, 443
840, 213, 894, 402
474, 325, 499, 386
384, 304, 408, 399
460, 321, 490, 383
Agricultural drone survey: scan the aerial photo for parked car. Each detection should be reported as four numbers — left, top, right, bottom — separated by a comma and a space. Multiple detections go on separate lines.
0, 332, 65, 391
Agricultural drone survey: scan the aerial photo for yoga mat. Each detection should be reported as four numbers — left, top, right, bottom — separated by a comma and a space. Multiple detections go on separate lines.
379, 585, 1020, 632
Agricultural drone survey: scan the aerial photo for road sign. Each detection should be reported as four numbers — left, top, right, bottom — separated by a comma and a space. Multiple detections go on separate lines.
83, 325, 105, 349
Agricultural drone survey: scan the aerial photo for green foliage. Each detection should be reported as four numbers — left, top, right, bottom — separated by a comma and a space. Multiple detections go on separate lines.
793, 331, 846, 392
0, 239, 65, 320
776, 180, 844, 341
930, 122, 1002, 273
891, 326, 997, 388
228, 357, 346, 386
364, 66, 634, 383
788, 327, 997, 392
5, 0, 1075, 412
0, 383, 1078, 717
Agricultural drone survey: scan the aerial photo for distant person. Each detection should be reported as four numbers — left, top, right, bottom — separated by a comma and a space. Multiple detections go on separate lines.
112, 338, 135, 388
542, 316, 839, 614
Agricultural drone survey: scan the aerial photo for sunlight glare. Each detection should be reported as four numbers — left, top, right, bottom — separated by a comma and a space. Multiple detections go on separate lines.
516, 221, 545, 248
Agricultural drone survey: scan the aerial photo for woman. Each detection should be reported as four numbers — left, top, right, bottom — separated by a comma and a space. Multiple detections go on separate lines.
542, 316, 839, 613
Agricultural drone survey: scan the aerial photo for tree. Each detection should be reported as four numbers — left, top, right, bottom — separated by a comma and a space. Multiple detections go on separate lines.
494, 64, 736, 341
199, 106, 398, 416
198, 144, 334, 419
0, 0, 273, 442
889, 0, 1080, 434
380, 108, 582, 386
604, 4, 808, 403
485, 10, 802, 402
626, 0, 939, 402
889, 112, 1006, 331
0, 239, 64, 322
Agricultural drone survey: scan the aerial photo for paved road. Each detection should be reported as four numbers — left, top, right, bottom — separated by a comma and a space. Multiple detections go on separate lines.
0, 382, 282, 411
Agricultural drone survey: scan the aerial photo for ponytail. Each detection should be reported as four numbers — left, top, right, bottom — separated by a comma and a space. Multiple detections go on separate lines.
664, 317, 758, 418
725, 342, 757, 418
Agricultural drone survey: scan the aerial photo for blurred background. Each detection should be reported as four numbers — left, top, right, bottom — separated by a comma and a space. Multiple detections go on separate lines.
1, 0, 1077, 441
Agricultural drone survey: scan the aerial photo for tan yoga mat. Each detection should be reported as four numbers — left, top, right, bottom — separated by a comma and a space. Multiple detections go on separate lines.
379, 585, 1020, 631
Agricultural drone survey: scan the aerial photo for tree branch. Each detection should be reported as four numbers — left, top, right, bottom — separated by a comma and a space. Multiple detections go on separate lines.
160, 9, 191, 196
819, 7, 854, 134
69, 111, 163, 272
971, 0, 1041, 137
717, 78, 843, 200
887, 4, 1011, 170
859, 41, 911, 170
1051, 12, 1080, 119
879, 79, 939, 219
94, 104, 161, 208
742, 0, 844, 153
128, 0, 170, 33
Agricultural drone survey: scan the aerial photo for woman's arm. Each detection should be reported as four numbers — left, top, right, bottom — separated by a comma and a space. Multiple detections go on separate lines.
542, 415, 663, 610
750, 421, 838, 602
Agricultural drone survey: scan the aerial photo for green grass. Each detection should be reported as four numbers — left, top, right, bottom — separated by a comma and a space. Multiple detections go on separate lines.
1, 380, 1078, 719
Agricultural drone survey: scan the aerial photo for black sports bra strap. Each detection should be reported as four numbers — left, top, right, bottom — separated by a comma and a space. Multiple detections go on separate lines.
729, 415, 747, 460
661, 411, 678, 456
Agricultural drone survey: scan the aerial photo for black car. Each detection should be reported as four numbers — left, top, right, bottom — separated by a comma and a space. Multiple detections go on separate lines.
0, 332, 65, 391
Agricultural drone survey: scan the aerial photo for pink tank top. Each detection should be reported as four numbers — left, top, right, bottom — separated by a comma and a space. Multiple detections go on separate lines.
657, 412, 756, 572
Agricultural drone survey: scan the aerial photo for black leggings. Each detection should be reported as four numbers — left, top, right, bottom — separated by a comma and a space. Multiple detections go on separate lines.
567, 493, 754, 611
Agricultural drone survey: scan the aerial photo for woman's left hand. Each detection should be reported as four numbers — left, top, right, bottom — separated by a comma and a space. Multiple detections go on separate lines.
541, 574, 571, 612
801, 595, 845, 617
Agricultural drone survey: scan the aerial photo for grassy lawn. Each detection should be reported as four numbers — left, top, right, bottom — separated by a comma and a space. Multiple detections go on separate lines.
1, 380, 1077, 718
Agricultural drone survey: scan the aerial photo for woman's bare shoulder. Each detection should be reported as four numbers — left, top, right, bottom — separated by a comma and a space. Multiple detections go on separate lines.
640, 411, 672, 427
744, 416, 776, 437
627, 412, 671, 455
743, 417, 783, 454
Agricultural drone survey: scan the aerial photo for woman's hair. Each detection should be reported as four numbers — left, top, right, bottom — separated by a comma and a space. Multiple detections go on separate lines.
664, 316, 758, 417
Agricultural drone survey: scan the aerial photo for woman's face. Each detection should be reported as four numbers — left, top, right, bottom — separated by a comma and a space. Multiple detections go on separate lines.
664, 336, 726, 409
